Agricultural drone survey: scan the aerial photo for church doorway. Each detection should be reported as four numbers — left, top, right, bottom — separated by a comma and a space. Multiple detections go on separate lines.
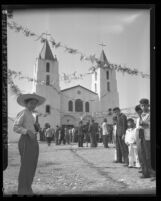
82, 115, 93, 124
61, 115, 76, 127
62, 124, 74, 129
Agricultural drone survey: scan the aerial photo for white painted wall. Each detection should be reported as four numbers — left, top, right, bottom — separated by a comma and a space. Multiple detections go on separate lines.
60, 86, 98, 126
32, 58, 61, 128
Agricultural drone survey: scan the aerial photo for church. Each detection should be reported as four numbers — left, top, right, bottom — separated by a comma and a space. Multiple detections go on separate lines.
32, 40, 119, 128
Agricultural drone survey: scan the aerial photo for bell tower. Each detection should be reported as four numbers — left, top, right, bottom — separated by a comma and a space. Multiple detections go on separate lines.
91, 49, 119, 112
32, 40, 60, 127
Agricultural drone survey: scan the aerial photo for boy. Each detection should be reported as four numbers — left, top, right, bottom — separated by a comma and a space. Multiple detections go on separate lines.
139, 98, 155, 178
125, 118, 140, 168
13, 93, 46, 195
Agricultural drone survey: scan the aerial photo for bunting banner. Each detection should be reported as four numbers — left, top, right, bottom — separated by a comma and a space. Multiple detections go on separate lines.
7, 18, 150, 79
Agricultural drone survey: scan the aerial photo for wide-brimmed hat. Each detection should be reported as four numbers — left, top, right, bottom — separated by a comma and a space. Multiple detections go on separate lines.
17, 93, 46, 107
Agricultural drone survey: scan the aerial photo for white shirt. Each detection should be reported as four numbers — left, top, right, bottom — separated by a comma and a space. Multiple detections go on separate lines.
107, 114, 113, 125
113, 125, 117, 137
45, 128, 53, 138
72, 128, 75, 134
125, 128, 137, 145
13, 109, 36, 135
101, 122, 109, 135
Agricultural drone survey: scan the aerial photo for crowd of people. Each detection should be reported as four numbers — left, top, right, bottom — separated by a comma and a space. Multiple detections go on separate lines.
40, 98, 155, 180
13, 92, 155, 195
112, 98, 155, 179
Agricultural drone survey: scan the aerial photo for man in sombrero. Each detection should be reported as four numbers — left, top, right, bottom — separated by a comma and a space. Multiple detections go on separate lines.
13, 93, 46, 195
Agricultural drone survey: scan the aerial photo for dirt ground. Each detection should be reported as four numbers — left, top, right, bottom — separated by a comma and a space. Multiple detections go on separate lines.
3, 141, 156, 196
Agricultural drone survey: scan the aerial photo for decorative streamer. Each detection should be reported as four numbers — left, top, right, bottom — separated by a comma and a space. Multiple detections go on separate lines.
7, 19, 150, 79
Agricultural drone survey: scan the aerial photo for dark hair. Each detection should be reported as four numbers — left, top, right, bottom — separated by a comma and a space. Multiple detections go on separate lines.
113, 107, 120, 112
45, 123, 50, 128
127, 118, 134, 123
139, 98, 149, 105
103, 118, 107, 122
25, 98, 38, 104
135, 105, 142, 112
113, 116, 117, 121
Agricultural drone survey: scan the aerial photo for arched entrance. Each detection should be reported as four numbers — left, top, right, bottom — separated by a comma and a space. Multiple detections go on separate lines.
61, 115, 76, 128
82, 115, 93, 124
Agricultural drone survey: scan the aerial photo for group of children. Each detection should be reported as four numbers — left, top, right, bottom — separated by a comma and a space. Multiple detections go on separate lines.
112, 98, 154, 179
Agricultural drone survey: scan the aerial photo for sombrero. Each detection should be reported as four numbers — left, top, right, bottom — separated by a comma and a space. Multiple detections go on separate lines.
17, 93, 46, 107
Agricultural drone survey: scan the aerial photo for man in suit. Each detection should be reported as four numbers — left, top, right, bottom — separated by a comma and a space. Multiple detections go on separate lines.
78, 121, 84, 147
89, 119, 98, 148
113, 107, 128, 166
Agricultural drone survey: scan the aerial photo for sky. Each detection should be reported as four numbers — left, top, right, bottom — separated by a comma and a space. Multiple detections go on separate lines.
7, 8, 150, 117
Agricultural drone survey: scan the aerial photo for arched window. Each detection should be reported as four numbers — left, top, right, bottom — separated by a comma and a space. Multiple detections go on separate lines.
68, 100, 73, 112
46, 62, 50, 72
46, 75, 50, 85
106, 71, 109, 80
75, 99, 83, 112
107, 82, 110, 91
85, 102, 90, 112
46, 105, 50, 114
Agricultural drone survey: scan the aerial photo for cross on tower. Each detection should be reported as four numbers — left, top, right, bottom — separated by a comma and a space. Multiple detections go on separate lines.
98, 42, 106, 50
43, 31, 51, 40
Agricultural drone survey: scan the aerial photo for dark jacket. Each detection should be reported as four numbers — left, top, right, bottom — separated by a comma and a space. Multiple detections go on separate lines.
89, 122, 98, 134
116, 113, 127, 136
78, 125, 84, 136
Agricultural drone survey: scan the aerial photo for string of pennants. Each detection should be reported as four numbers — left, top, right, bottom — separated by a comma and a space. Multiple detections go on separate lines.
8, 69, 107, 101
7, 19, 150, 79
8, 70, 137, 118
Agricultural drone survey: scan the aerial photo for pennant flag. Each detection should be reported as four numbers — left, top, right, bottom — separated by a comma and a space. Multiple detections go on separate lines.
55, 42, 61, 48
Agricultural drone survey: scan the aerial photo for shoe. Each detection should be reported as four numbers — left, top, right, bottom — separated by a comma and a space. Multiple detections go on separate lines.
128, 166, 133, 168
134, 166, 140, 169
113, 160, 119, 163
140, 175, 150, 179
138, 170, 143, 173
123, 164, 129, 167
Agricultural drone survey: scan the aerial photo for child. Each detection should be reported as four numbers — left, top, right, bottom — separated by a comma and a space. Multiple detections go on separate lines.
13, 93, 46, 195
125, 118, 140, 168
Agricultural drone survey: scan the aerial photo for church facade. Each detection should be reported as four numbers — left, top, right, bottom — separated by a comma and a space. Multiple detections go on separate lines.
32, 40, 119, 128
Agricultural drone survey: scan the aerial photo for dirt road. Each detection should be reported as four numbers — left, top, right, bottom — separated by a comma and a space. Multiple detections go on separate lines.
3, 142, 156, 195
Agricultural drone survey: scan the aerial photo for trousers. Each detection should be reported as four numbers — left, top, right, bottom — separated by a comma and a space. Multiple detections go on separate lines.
78, 134, 84, 147
116, 135, 129, 164
90, 132, 97, 147
136, 129, 151, 177
102, 135, 109, 148
128, 144, 140, 167
18, 135, 39, 195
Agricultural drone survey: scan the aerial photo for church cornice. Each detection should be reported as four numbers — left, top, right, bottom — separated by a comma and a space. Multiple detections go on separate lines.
61, 85, 98, 95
